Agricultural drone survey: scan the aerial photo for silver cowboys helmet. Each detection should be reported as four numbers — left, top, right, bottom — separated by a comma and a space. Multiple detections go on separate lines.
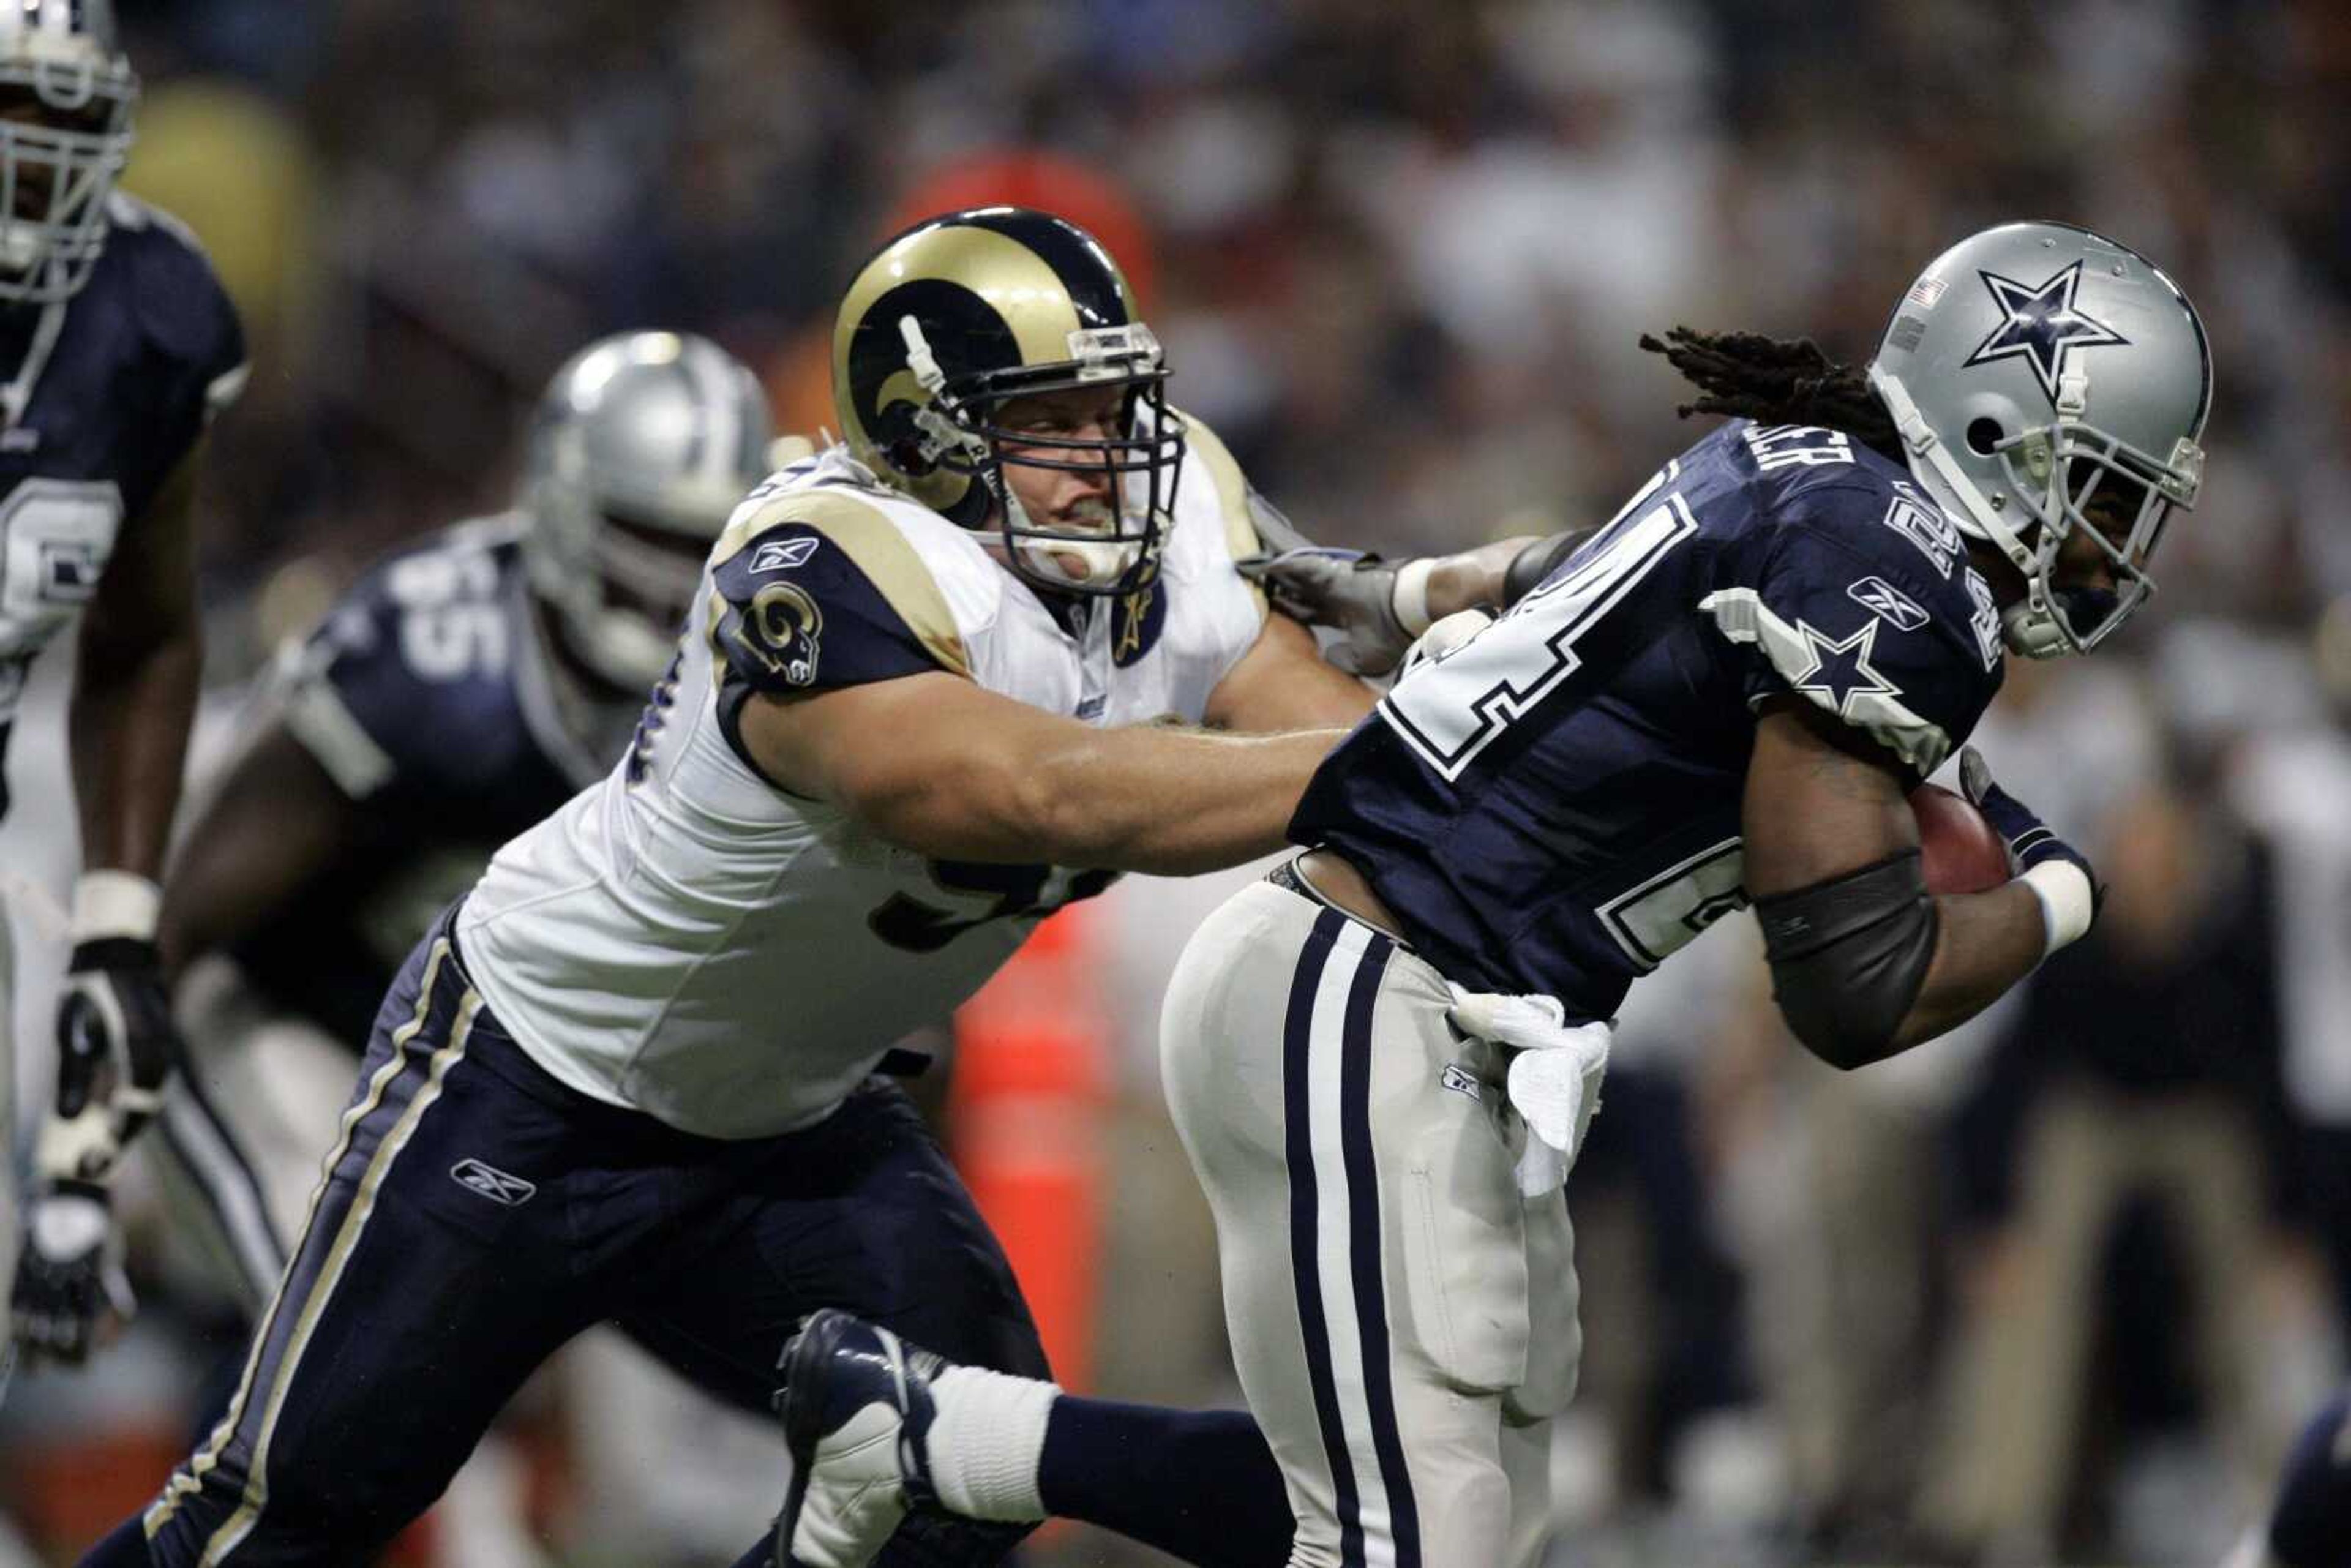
1869, 220, 2211, 658
831, 205, 1183, 598
522, 331, 774, 689
0, 0, 138, 305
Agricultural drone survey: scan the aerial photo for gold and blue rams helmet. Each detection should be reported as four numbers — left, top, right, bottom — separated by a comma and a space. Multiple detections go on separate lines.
0, 0, 138, 304
831, 206, 1184, 597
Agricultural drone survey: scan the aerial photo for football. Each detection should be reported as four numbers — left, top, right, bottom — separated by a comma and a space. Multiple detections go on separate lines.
1910, 782, 2012, 895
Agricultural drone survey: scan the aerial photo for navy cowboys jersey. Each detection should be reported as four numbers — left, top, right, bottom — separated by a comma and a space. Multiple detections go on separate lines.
236, 517, 635, 1043
1293, 419, 2006, 1022
0, 193, 245, 816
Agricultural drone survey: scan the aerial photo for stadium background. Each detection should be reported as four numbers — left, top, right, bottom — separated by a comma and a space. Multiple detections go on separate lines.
4, 1, 2349, 1564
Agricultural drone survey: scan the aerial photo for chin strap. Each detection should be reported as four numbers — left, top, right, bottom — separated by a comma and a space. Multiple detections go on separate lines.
1868, 365, 2071, 659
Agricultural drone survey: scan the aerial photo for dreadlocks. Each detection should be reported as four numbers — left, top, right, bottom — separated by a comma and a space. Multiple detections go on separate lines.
1638, 327, 1906, 464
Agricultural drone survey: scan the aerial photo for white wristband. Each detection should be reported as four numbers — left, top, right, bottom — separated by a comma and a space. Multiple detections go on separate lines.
70, 869, 162, 943
1393, 558, 1436, 637
2020, 860, 2094, 958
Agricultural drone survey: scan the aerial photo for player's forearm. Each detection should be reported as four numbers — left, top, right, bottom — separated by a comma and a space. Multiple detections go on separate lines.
1886, 881, 2047, 1052
1422, 536, 1545, 621
70, 615, 201, 879
1025, 725, 1341, 876
857, 723, 1338, 876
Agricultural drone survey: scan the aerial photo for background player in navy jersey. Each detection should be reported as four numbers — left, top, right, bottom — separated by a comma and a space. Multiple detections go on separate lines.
0, 0, 247, 1369
148, 329, 774, 1305
775, 220, 2214, 1567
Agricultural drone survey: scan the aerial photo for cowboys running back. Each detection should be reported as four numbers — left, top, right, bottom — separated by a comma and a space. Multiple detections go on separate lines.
152, 331, 773, 1303
1, 0, 246, 1364
774, 221, 2212, 1568
88, 208, 1370, 1568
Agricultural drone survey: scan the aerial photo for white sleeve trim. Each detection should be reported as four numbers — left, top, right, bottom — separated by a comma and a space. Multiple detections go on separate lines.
1699, 586, 1956, 775
282, 677, 397, 800
206, 362, 252, 418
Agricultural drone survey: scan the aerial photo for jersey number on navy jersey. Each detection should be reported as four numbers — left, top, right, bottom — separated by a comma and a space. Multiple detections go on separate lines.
869, 860, 1117, 953
1378, 458, 1749, 970
1, 479, 124, 622
1382, 459, 1695, 782
386, 547, 508, 681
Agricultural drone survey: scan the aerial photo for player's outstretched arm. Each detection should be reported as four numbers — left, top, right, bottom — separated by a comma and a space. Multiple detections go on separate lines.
1240, 529, 1589, 675
1740, 700, 2050, 1069
738, 672, 1343, 876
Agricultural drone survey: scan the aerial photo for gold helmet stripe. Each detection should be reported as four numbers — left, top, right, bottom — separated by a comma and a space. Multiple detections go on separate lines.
831, 223, 1087, 411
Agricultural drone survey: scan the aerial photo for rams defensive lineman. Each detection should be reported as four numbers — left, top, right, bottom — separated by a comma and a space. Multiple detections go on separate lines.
1, 0, 245, 1366
88, 208, 1371, 1567
777, 221, 2213, 1568
151, 331, 773, 1307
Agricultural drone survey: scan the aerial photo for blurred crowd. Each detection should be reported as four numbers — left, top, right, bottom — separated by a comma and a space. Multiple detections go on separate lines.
5, 1, 2350, 1565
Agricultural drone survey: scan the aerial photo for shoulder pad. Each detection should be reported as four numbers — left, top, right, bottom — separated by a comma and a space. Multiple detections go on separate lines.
1172, 409, 1269, 567
281, 524, 531, 801
109, 195, 247, 411
1703, 493, 2004, 776
707, 487, 977, 697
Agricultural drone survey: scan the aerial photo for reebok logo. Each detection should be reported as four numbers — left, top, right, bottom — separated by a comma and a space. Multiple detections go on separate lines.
750, 536, 820, 574
450, 1159, 537, 1207
1440, 1062, 1482, 1102
1846, 576, 1930, 632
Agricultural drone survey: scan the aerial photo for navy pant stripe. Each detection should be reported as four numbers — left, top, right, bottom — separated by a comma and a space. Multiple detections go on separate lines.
1340, 933, 1420, 1566
1283, 909, 1363, 1565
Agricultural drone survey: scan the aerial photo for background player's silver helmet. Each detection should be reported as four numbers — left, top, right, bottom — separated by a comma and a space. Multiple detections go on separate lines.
1868, 221, 2211, 658
0, 0, 137, 306
522, 331, 774, 690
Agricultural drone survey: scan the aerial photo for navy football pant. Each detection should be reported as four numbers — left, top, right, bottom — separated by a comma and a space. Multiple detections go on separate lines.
100, 928, 1046, 1566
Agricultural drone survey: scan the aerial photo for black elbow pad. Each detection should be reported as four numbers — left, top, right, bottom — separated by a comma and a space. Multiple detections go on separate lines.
1502, 529, 1596, 605
1754, 850, 1938, 1070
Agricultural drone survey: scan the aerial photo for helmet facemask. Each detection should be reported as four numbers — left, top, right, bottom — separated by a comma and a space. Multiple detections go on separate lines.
1981, 411, 2203, 656
528, 470, 722, 691
0, 51, 137, 306
898, 315, 1185, 598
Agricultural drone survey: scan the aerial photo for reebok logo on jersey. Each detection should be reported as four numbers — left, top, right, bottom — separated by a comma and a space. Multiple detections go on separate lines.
750, 536, 821, 574
1440, 1062, 1482, 1101
450, 1159, 537, 1207
1846, 576, 1930, 632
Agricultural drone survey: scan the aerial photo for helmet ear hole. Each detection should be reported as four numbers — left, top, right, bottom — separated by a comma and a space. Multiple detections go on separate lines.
1966, 417, 2005, 456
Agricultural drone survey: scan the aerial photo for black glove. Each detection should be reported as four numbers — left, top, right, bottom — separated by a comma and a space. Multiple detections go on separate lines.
10, 1179, 134, 1365
12, 876, 178, 1367
52, 932, 181, 1166
1959, 746, 2102, 951
1236, 549, 1416, 677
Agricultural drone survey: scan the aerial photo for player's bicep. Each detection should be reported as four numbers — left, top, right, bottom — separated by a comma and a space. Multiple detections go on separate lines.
1204, 607, 1376, 732
735, 673, 1073, 860
83, 441, 203, 655
1741, 700, 1919, 898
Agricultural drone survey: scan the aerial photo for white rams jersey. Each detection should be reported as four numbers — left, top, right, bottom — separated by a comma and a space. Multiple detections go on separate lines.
457, 420, 1269, 1138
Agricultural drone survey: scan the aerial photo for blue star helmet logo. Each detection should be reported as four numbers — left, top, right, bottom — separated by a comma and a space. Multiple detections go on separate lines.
1962, 261, 2129, 407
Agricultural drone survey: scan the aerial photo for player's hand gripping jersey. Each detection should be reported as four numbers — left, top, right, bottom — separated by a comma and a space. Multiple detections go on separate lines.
459, 429, 1267, 1138
1293, 419, 2007, 1022
0, 195, 243, 816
